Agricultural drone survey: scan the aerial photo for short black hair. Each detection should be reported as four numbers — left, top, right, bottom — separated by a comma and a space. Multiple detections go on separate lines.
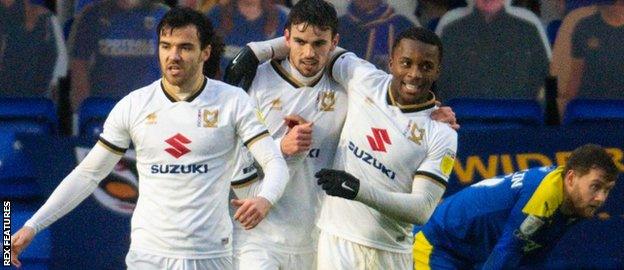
157, 7, 223, 78
563, 144, 619, 182
286, 0, 338, 36
157, 7, 214, 50
392, 27, 443, 62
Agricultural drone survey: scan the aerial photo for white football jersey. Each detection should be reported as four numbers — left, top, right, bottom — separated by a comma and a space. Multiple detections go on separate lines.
99, 78, 269, 259
233, 59, 348, 254
317, 53, 458, 253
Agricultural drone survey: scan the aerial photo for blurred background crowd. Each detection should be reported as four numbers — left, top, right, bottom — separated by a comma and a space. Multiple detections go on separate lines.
1, 0, 623, 135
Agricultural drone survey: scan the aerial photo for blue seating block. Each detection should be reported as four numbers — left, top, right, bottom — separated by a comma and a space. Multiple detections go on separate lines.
445, 98, 543, 130
0, 131, 40, 199
0, 98, 58, 135
11, 209, 51, 270
563, 99, 624, 125
78, 97, 118, 138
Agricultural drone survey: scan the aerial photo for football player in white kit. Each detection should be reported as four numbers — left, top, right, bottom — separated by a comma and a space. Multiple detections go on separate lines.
314, 27, 457, 269
225, 1, 347, 269
224, 2, 459, 268
10, 8, 289, 270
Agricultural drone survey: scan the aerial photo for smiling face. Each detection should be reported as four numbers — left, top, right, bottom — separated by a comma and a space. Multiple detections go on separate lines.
388, 38, 441, 105
285, 23, 338, 77
564, 168, 616, 218
158, 24, 210, 89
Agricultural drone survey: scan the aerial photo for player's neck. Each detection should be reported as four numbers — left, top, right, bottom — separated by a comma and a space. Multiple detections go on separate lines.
283, 58, 323, 86
162, 74, 205, 100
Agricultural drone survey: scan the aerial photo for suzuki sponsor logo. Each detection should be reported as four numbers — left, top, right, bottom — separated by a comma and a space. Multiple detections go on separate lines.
150, 164, 210, 174
348, 141, 396, 180
165, 133, 191, 158
366, 128, 391, 152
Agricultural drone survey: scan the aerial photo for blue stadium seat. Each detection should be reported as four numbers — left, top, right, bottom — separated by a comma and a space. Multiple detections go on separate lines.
445, 98, 544, 130
0, 131, 40, 199
563, 99, 624, 125
78, 97, 118, 138
12, 209, 51, 270
0, 98, 58, 135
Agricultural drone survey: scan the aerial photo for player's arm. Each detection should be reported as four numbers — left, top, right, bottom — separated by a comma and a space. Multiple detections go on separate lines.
482, 201, 536, 268
483, 175, 559, 269
231, 90, 289, 230
317, 125, 457, 224
232, 134, 289, 230
223, 37, 288, 90
316, 169, 444, 224
11, 142, 123, 267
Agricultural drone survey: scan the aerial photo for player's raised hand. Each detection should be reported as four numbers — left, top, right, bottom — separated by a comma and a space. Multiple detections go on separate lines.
315, 169, 360, 200
232, 196, 272, 230
280, 115, 313, 157
11, 226, 36, 268
431, 101, 460, 130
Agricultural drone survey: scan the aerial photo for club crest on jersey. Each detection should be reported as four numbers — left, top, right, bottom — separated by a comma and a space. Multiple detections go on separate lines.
318, 90, 336, 111
270, 98, 282, 111
198, 109, 219, 128
145, 113, 157, 125
407, 122, 425, 145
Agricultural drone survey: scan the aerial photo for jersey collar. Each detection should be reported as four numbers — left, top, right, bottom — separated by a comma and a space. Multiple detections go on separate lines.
270, 60, 323, 89
386, 86, 436, 113
160, 77, 207, 103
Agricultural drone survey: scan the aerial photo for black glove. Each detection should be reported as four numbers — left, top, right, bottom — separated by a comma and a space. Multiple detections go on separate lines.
315, 169, 360, 200
223, 46, 259, 91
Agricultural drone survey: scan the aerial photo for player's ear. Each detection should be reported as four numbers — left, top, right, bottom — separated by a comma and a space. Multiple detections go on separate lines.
331, 33, 339, 50
388, 50, 395, 70
202, 45, 211, 62
564, 169, 576, 190
284, 28, 292, 48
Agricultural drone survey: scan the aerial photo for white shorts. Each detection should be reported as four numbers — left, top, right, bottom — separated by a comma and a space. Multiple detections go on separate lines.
237, 242, 316, 270
317, 230, 412, 270
126, 249, 233, 270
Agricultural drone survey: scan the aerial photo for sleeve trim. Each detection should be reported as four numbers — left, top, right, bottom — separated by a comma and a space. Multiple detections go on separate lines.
231, 172, 259, 188
414, 171, 448, 188
243, 130, 270, 148
97, 137, 127, 155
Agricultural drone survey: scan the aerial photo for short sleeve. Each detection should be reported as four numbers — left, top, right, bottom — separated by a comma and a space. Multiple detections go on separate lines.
98, 96, 132, 154
233, 90, 270, 148
69, 6, 98, 60
414, 123, 458, 186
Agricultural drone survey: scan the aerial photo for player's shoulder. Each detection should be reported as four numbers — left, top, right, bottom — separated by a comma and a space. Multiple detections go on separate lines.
423, 112, 458, 141
251, 60, 291, 90
257, 60, 277, 73
116, 79, 161, 106
521, 166, 565, 218
206, 78, 249, 99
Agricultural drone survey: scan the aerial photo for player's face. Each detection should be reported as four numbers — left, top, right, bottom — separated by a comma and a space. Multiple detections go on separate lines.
159, 25, 210, 87
285, 23, 338, 77
565, 168, 615, 218
388, 38, 441, 105
475, 0, 505, 15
